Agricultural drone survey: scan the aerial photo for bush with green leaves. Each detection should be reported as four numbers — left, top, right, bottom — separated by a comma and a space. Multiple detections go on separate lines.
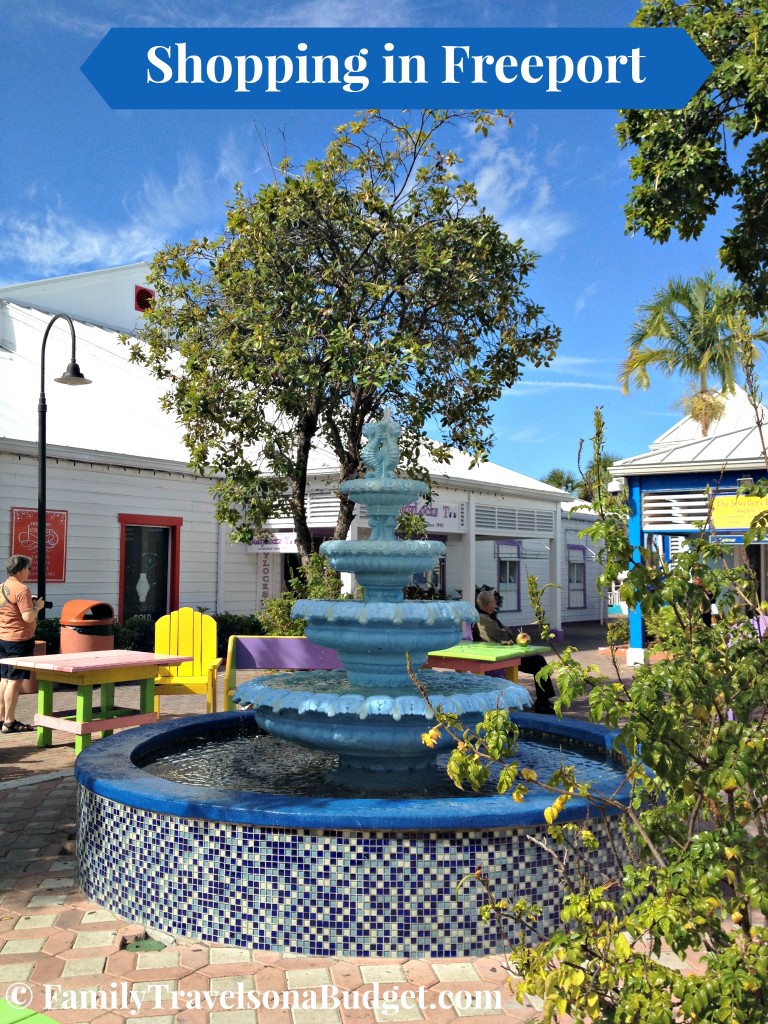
605, 616, 629, 648
258, 553, 344, 636
113, 615, 156, 652
34, 616, 61, 655
422, 410, 768, 1023
35, 614, 156, 654
212, 612, 263, 657
38, 610, 266, 658
116, 612, 264, 655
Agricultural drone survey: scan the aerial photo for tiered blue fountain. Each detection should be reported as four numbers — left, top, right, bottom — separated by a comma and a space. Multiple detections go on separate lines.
75, 413, 628, 956
232, 414, 531, 785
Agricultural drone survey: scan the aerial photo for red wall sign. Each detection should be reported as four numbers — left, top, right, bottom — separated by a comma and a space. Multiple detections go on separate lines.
10, 508, 68, 583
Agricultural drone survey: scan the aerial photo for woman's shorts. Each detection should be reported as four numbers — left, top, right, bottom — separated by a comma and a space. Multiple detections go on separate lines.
0, 638, 35, 679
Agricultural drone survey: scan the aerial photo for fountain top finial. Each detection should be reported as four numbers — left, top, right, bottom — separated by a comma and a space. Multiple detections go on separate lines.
362, 412, 401, 479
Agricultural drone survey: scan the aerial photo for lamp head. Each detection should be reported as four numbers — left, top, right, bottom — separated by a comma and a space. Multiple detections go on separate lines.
54, 361, 91, 385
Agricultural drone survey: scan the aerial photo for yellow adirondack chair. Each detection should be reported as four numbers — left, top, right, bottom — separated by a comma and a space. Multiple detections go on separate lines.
153, 608, 222, 714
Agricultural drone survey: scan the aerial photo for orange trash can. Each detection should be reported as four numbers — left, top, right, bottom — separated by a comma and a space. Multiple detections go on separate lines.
59, 600, 115, 654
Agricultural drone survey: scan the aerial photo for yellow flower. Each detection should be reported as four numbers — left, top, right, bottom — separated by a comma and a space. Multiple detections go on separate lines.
421, 726, 442, 749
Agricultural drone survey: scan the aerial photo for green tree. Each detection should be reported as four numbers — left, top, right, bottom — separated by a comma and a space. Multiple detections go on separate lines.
421, 410, 768, 1023
541, 468, 578, 494
618, 272, 767, 435
129, 110, 559, 561
577, 449, 623, 503
617, 0, 768, 315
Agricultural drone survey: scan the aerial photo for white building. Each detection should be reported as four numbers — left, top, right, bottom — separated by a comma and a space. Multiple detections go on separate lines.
1, 263, 598, 631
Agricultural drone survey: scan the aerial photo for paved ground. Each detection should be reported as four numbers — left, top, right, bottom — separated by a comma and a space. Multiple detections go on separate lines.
0, 623, 660, 1024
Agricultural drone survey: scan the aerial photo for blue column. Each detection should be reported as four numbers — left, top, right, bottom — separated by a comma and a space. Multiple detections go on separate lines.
627, 476, 645, 651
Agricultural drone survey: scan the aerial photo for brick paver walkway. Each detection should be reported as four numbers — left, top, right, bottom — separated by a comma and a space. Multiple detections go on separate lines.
0, 625, 662, 1024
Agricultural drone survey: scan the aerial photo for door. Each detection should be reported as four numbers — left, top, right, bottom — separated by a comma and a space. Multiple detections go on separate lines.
122, 525, 170, 619
118, 514, 182, 621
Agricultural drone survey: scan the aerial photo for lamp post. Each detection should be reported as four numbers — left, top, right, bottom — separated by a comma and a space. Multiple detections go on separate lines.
38, 314, 91, 618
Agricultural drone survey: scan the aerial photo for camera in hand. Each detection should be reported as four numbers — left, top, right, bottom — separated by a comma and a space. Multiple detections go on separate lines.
33, 597, 53, 609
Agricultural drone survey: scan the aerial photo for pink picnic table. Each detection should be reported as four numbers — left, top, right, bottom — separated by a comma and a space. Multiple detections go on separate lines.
0, 649, 190, 754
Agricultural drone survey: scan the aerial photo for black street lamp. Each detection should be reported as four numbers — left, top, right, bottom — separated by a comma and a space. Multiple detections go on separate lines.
38, 314, 91, 618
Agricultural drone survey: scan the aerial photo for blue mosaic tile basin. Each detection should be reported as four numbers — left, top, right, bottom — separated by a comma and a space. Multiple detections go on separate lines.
75, 712, 629, 956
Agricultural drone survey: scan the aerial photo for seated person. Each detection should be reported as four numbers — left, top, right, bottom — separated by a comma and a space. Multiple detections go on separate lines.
475, 589, 556, 715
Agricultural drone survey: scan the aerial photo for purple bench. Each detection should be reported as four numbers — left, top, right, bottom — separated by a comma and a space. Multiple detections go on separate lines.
224, 635, 343, 710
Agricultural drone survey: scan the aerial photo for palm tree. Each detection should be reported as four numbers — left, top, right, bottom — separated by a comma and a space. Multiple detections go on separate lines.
619, 273, 768, 435
577, 451, 623, 502
541, 468, 578, 493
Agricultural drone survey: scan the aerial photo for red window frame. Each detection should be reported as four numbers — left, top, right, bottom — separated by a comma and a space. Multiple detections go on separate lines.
117, 514, 182, 622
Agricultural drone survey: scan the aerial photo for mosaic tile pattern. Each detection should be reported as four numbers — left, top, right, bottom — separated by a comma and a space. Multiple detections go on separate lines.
76, 786, 626, 956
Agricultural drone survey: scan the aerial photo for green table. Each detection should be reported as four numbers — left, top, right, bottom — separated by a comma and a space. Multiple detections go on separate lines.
426, 641, 550, 681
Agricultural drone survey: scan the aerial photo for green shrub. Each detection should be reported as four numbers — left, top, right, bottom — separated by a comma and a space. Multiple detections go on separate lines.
429, 409, 768, 1023
258, 553, 344, 636
212, 613, 263, 657
645, 603, 678, 647
37, 609, 266, 659
34, 617, 61, 655
605, 616, 629, 647
114, 615, 155, 651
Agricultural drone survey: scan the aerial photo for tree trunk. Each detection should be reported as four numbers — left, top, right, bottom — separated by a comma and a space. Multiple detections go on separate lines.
334, 491, 356, 541
291, 411, 320, 564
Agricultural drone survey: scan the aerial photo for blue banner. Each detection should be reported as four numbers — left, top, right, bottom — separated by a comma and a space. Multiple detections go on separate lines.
81, 28, 712, 111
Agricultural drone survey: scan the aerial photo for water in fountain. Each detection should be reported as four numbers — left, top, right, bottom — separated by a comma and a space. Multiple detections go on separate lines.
231, 414, 532, 787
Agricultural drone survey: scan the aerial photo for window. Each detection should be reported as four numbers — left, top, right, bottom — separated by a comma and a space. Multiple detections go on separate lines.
118, 514, 181, 621
496, 540, 521, 612
568, 545, 587, 609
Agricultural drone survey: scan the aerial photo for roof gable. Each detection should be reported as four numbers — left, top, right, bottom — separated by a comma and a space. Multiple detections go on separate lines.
0, 263, 153, 335
614, 386, 768, 475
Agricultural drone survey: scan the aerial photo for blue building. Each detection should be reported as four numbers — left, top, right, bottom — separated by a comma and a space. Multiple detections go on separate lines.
609, 387, 768, 664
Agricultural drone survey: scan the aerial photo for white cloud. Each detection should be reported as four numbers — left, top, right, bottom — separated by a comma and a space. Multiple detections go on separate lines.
30, 0, 423, 33
215, 131, 266, 187
0, 145, 254, 278
575, 283, 599, 314
464, 135, 573, 254
0, 209, 158, 274
259, 0, 418, 27
509, 380, 622, 393
544, 355, 602, 373
495, 424, 547, 444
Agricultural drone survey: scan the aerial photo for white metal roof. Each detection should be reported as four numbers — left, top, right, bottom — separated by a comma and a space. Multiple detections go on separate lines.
0, 263, 153, 336
1, 301, 190, 462
2, 299, 568, 502
612, 386, 768, 477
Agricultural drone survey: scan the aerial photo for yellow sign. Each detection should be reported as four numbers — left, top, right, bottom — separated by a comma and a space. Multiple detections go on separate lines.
711, 494, 768, 530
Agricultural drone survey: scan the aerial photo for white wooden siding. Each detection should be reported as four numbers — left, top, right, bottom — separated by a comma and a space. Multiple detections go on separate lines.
560, 518, 603, 623
0, 450, 259, 617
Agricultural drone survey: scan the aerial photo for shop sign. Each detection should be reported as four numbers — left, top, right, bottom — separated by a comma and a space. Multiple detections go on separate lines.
10, 508, 68, 582
249, 532, 298, 553
711, 495, 768, 531
398, 500, 464, 533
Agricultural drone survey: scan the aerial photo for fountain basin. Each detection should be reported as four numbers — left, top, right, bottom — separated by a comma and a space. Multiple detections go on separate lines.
293, 600, 477, 686
340, 475, 430, 544
75, 712, 630, 956
232, 670, 532, 777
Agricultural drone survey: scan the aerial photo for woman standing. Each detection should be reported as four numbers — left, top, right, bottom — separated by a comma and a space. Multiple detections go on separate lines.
0, 554, 45, 733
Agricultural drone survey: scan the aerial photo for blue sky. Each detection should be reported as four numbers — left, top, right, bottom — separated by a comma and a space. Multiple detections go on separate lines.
2, 0, 738, 481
